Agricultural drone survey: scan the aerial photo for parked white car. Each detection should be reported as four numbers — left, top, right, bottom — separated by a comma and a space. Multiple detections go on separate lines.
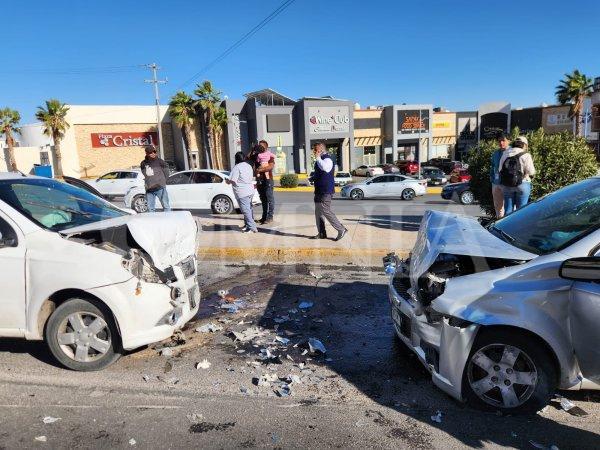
334, 172, 353, 186
383, 177, 600, 413
340, 174, 427, 200
123, 170, 261, 214
352, 165, 384, 177
0, 173, 200, 371
87, 170, 144, 198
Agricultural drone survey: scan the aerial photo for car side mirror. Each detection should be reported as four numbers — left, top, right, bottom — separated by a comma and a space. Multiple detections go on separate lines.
559, 257, 600, 282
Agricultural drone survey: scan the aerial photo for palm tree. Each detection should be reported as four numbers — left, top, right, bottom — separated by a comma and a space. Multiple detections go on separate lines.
35, 99, 69, 177
210, 106, 228, 169
0, 108, 21, 171
169, 91, 197, 169
194, 81, 222, 169
555, 70, 593, 136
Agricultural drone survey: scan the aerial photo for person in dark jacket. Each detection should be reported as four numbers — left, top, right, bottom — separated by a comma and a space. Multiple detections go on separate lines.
310, 142, 347, 241
140, 145, 171, 212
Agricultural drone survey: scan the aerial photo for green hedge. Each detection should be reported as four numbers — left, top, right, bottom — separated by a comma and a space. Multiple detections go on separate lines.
279, 173, 299, 188
467, 129, 598, 217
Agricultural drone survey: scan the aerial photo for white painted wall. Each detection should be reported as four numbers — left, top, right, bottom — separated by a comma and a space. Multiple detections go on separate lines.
0, 146, 42, 173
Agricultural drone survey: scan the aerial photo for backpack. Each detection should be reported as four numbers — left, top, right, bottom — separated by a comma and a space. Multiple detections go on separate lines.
500, 152, 525, 187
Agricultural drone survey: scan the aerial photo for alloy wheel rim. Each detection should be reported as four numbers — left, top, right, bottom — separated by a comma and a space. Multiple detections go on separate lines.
351, 190, 363, 199
403, 189, 415, 200
57, 312, 111, 363
467, 343, 538, 409
134, 197, 148, 212
215, 198, 231, 213
462, 191, 474, 203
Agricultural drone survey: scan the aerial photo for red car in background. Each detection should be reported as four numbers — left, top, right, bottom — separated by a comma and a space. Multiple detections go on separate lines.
449, 168, 472, 183
395, 160, 419, 175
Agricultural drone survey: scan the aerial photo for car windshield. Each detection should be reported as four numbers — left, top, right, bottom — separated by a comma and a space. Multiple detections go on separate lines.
489, 178, 600, 255
0, 178, 127, 232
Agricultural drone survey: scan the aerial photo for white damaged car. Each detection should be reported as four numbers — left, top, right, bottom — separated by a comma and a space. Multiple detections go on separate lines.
384, 177, 600, 413
0, 173, 200, 371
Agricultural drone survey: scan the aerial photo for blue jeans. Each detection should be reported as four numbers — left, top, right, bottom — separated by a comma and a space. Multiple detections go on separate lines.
256, 179, 274, 221
503, 182, 531, 215
237, 194, 257, 231
146, 187, 171, 212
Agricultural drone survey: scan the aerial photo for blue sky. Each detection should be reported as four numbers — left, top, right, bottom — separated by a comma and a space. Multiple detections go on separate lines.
3, 0, 599, 122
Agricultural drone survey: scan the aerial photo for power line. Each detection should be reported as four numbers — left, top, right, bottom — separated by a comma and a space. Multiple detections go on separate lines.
172, 0, 296, 93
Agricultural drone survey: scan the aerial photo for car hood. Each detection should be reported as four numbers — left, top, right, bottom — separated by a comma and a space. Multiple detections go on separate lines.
60, 211, 198, 270
409, 210, 537, 288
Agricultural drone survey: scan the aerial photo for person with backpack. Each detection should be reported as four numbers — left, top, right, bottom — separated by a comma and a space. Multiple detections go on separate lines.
498, 136, 536, 214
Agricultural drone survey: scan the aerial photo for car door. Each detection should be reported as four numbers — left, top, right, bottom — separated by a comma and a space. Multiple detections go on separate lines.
565, 257, 600, 383
386, 175, 408, 196
93, 171, 120, 196
115, 171, 141, 196
186, 171, 218, 209
0, 211, 26, 331
367, 175, 391, 197
165, 172, 194, 208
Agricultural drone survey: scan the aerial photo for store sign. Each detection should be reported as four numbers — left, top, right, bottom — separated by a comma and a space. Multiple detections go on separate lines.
308, 106, 350, 134
433, 121, 451, 129
398, 110, 430, 134
546, 113, 571, 126
91, 132, 158, 148
480, 112, 508, 139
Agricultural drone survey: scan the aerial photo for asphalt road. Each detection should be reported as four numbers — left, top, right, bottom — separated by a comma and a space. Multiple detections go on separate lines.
0, 265, 598, 449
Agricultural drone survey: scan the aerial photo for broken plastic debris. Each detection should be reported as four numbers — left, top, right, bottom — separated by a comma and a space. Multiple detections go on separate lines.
298, 301, 314, 309
195, 322, 223, 333
35, 436, 47, 442
309, 271, 324, 280
308, 338, 327, 354
285, 374, 302, 384
275, 336, 290, 345
528, 441, 560, 450
142, 374, 151, 382
556, 394, 589, 417
196, 359, 211, 370
160, 348, 174, 357
129, 438, 137, 446
253, 373, 279, 387
275, 384, 292, 397
230, 327, 268, 342
42, 416, 61, 424
273, 315, 290, 324
217, 289, 229, 298
430, 411, 442, 423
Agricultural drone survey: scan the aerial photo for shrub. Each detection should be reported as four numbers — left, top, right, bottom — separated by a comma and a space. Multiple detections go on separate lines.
467, 129, 598, 217
279, 173, 299, 188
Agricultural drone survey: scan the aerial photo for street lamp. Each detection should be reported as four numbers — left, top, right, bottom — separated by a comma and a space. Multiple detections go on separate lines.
417, 109, 430, 180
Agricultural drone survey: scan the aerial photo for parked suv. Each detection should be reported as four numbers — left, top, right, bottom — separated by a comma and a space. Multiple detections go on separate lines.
0, 173, 200, 371
395, 160, 419, 175
384, 177, 600, 413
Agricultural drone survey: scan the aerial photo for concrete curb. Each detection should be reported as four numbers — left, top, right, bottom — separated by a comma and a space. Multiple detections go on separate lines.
198, 246, 410, 266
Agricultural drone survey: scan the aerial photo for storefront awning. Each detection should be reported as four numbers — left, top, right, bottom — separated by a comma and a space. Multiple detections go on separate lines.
354, 136, 382, 146
432, 136, 456, 145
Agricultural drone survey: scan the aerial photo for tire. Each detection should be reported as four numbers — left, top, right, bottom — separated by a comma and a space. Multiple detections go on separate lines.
132, 194, 148, 213
211, 195, 234, 214
401, 188, 416, 200
460, 190, 474, 205
462, 329, 557, 414
350, 189, 364, 200
46, 298, 122, 371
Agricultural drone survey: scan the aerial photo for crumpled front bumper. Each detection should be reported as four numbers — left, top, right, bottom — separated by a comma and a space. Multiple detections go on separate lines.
383, 253, 479, 402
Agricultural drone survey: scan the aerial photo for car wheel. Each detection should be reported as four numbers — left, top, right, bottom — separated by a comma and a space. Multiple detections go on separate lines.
46, 298, 122, 371
350, 188, 364, 200
401, 188, 416, 200
132, 194, 148, 213
351, 170, 356, 176
460, 190, 474, 205
462, 330, 557, 414
212, 195, 234, 214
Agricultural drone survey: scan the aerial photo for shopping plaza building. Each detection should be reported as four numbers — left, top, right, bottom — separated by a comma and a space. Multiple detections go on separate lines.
3, 83, 599, 176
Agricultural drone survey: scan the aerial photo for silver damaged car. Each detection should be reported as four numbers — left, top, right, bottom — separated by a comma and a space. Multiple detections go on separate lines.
384, 177, 600, 413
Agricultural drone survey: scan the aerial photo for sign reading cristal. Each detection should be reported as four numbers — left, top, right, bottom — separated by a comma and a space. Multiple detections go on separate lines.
91, 132, 158, 148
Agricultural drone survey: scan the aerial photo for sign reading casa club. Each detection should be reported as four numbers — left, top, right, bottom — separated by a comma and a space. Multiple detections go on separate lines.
91, 132, 158, 148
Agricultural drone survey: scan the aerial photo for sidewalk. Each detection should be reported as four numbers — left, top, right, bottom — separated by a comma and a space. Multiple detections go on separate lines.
196, 213, 417, 266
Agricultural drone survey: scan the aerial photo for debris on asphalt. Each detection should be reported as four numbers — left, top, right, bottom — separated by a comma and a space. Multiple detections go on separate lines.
274, 384, 292, 397
430, 411, 443, 423
556, 394, 589, 417
273, 315, 290, 324
298, 301, 314, 310
220, 300, 247, 313
142, 374, 151, 382
157, 376, 180, 385
42, 416, 61, 424
275, 336, 290, 345
160, 348, 175, 357
230, 327, 268, 342
240, 386, 252, 395
164, 361, 174, 373
308, 338, 327, 354
253, 373, 279, 387
186, 413, 204, 423
195, 322, 223, 333
34, 436, 47, 442
172, 331, 187, 345
529, 440, 560, 450
129, 438, 137, 446
309, 271, 324, 281
196, 359, 211, 370
284, 374, 301, 384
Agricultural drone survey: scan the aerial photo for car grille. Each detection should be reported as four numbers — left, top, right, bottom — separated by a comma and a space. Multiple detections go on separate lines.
180, 256, 196, 279
392, 275, 411, 298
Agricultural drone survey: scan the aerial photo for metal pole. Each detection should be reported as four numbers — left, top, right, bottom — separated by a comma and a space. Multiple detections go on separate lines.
417, 109, 421, 179
145, 63, 168, 159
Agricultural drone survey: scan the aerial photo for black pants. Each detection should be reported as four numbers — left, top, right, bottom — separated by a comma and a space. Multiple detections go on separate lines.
257, 179, 274, 221
314, 193, 344, 236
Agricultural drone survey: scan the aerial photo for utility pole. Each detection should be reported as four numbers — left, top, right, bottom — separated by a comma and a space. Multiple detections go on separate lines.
145, 63, 168, 159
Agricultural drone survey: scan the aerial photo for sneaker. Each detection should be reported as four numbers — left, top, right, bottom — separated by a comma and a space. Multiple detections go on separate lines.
240, 226, 249, 232
242, 228, 258, 233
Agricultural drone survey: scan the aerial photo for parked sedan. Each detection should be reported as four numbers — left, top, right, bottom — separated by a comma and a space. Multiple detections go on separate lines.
378, 164, 400, 174
441, 181, 474, 205
123, 169, 261, 214
334, 172, 353, 186
421, 166, 447, 186
449, 168, 472, 183
87, 170, 144, 198
351, 165, 384, 177
384, 177, 600, 413
0, 173, 200, 370
427, 158, 465, 174
341, 174, 427, 200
